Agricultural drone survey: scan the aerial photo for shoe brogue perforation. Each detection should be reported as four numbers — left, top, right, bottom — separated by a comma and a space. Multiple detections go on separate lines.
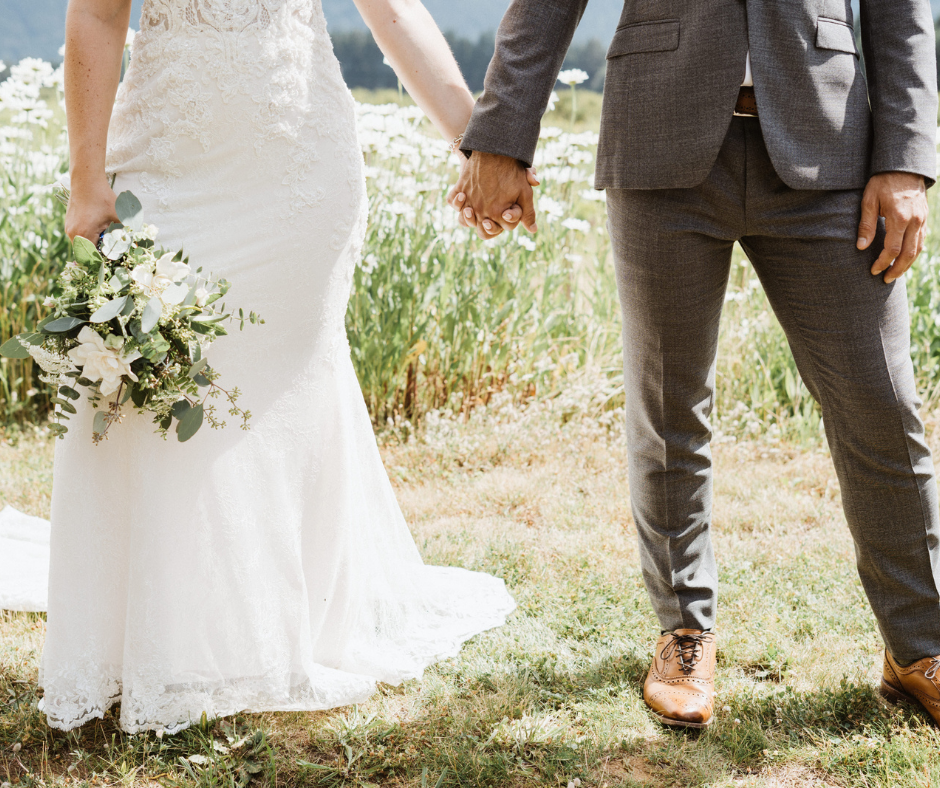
644, 629, 717, 728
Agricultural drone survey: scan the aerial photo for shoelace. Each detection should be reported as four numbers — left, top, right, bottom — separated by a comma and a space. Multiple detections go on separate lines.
926, 657, 940, 681
661, 633, 709, 675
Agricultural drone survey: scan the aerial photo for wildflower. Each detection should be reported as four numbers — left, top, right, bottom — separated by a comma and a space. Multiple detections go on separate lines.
547, 90, 560, 112
562, 218, 590, 233
538, 196, 565, 223
517, 236, 536, 252
557, 69, 589, 87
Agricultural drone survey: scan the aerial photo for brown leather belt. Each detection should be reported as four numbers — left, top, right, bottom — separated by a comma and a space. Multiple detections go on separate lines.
734, 86, 758, 116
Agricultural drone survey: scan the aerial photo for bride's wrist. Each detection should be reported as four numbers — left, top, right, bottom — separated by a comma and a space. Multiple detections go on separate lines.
69, 169, 111, 196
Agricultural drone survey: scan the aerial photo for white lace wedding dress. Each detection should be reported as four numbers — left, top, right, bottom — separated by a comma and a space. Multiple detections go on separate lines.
39, 0, 515, 734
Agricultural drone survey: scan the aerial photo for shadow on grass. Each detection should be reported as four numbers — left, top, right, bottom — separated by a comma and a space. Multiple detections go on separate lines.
2, 636, 938, 788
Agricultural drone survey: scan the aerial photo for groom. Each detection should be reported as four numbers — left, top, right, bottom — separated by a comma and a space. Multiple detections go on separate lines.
451, 0, 940, 727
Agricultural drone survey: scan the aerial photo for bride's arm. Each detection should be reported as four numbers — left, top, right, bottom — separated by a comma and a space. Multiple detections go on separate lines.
63, 0, 132, 241
352, 0, 474, 144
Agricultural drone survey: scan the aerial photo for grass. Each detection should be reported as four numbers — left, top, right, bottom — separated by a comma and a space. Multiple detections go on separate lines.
2, 402, 940, 787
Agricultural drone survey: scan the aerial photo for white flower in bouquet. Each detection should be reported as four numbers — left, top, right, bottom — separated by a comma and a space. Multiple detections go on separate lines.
131, 253, 191, 307
557, 69, 589, 87
68, 327, 142, 395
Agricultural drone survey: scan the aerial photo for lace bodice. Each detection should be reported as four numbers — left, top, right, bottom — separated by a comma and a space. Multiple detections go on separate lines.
107, 0, 362, 222
141, 0, 295, 34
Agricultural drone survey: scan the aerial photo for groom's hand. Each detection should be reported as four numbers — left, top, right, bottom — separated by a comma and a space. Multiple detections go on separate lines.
448, 152, 538, 240
857, 172, 928, 284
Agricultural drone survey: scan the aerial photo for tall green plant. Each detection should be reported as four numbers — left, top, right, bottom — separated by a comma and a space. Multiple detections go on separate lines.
349, 107, 613, 426
0, 58, 70, 425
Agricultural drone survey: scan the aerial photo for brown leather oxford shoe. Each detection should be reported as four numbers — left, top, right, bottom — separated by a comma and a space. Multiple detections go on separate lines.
643, 629, 717, 728
881, 650, 940, 726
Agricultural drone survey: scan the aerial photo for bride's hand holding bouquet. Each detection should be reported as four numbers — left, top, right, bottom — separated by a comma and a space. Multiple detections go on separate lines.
1, 184, 263, 444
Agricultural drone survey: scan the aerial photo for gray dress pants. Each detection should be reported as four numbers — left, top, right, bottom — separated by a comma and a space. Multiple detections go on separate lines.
607, 118, 940, 664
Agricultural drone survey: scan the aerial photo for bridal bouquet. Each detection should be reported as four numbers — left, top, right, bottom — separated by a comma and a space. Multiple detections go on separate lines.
0, 191, 263, 443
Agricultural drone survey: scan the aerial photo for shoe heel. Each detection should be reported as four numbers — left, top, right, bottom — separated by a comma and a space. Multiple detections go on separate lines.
879, 678, 910, 706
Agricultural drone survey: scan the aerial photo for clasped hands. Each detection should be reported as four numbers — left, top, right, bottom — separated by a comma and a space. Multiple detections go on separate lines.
446, 152, 928, 285
447, 152, 539, 240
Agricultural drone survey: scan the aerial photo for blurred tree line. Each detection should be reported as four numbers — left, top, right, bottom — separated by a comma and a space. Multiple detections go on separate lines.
332, 31, 608, 93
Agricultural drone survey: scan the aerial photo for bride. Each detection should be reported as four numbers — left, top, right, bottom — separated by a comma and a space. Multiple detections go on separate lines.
48, 0, 517, 733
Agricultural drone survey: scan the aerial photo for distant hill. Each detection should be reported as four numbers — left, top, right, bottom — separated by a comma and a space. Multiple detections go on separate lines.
2, 0, 940, 66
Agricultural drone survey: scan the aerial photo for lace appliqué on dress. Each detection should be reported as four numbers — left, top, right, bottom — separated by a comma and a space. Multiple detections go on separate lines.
107, 0, 361, 221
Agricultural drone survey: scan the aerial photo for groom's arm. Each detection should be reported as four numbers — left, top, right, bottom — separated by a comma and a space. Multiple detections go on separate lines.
461, 0, 590, 166
856, 0, 937, 282
449, 0, 589, 239
859, 0, 937, 184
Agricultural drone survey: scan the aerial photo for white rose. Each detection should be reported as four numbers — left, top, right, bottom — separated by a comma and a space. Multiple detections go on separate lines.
68, 327, 142, 395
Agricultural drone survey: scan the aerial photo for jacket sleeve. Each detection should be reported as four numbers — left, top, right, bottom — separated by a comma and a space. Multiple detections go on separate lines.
460, 0, 590, 167
860, 0, 938, 185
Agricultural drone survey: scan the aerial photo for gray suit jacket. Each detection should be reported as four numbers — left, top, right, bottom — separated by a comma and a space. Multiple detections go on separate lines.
461, 0, 938, 190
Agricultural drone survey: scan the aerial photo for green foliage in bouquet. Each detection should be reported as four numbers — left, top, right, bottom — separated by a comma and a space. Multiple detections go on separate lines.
0, 191, 263, 443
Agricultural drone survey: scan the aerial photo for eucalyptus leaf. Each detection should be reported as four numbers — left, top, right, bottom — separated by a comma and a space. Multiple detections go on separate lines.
131, 386, 148, 408
43, 316, 85, 333
160, 413, 172, 430
193, 373, 211, 387
92, 410, 108, 435
171, 400, 191, 420
89, 295, 129, 324
77, 377, 96, 388
115, 191, 144, 230
176, 403, 204, 443
141, 297, 162, 333
58, 386, 81, 401
0, 336, 29, 359
22, 332, 46, 346
72, 236, 101, 267
187, 358, 209, 379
